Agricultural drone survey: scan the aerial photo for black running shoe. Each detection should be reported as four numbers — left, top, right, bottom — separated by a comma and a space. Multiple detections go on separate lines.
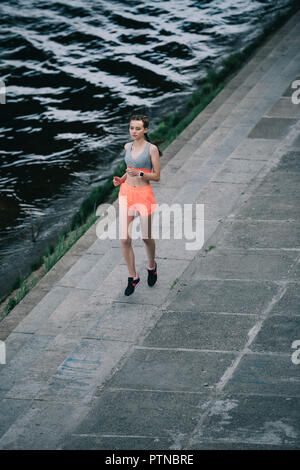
124, 275, 140, 296
147, 261, 157, 287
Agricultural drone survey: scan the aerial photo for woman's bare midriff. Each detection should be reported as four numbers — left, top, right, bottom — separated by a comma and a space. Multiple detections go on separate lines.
126, 172, 150, 188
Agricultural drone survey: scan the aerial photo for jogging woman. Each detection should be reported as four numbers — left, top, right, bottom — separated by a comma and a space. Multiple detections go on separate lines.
113, 114, 161, 296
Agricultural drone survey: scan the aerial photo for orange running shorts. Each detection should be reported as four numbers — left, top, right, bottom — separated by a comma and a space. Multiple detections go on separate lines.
118, 180, 158, 216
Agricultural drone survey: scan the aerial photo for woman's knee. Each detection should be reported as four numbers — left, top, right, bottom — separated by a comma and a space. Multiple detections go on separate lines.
121, 237, 132, 248
142, 237, 154, 244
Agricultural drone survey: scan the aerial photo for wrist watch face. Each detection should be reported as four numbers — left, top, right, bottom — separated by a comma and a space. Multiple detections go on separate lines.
139, 171, 144, 177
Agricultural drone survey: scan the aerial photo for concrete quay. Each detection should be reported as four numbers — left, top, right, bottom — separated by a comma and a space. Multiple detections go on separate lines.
0, 10, 299, 450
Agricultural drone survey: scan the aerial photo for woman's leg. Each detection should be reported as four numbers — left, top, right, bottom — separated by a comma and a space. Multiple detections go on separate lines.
140, 213, 155, 269
120, 212, 137, 277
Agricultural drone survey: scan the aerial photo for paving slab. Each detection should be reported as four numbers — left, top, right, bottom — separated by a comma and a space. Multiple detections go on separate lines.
154, 238, 200, 261
236, 193, 300, 220
292, 132, 300, 147
250, 315, 300, 353
188, 395, 300, 448
190, 125, 231, 152
84, 302, 159, 343
277, 149, 300, 171
142, 311, 257, 351
0, 334, 53, 392
165, 279, 279, 315
288, 258, 300, 280
185, 248, 297, 281
282, 75, 300, 96
35, 338, 131, 404
0, 399, 33, 441
0, 400, 90, 450
58, 305, 108, 339
106, 348, 237, 393
222, 354, 300, 396
85, 236, 120, 255
230, 137, 278, 160
0, 285, 69, 337
254, 169, 300, 196
265, 97, 300, 118
219, 219, 300, 249
1, 332, 33, 364
270, 283, 300, 315
3, 336, 80, 400
13, 287, 91, 335
65, 390, 208, 448
34, 289, 92, 337
195, 182, 247, 220
212, 157, 267, 184
56, 249, 122, 290
12, 285, 74, 334
0, 329, 12, 341
248, 117, 298, 139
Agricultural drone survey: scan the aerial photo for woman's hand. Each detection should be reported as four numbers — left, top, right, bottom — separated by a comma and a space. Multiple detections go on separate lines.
113, 176, 123, 186
126, 166, 139, 177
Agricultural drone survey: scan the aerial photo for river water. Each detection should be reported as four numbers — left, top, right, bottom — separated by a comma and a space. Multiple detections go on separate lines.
0, 0, 295, 299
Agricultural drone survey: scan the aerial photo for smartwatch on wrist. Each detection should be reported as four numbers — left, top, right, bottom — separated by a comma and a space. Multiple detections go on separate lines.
138, 171, 144, 178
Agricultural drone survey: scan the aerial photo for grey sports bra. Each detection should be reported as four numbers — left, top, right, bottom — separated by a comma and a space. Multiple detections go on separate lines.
124, 141, 153, 170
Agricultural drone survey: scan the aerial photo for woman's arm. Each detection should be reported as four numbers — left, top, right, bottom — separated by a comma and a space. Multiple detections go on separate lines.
120, 143, 129, 181
112, 143, 128, 185
143, 144, 160, 181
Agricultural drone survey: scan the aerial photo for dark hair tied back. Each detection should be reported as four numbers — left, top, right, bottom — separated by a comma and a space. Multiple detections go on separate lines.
130, 114, 162, 157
